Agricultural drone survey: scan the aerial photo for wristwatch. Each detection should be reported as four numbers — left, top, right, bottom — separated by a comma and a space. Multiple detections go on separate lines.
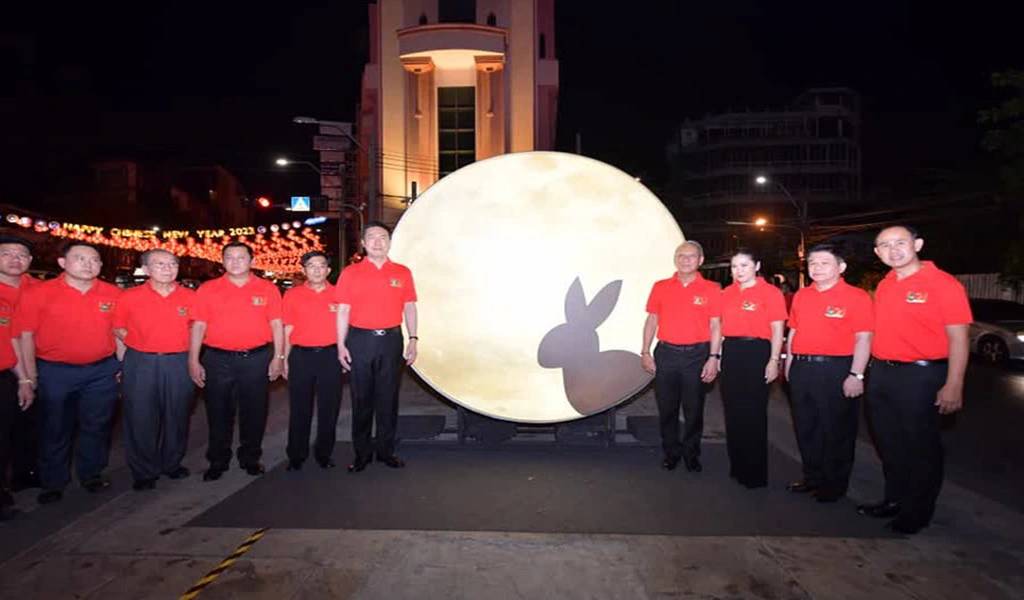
848, 371, 864, 381
277, 354, 286, 360
709, 353, 721, 359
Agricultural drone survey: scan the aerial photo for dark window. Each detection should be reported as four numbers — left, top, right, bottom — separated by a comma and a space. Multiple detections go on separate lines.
439, 0, 476, 23
539, 33, 546, 58
438, 86, 476, 179
418, 13, 428, 25
486, 12, 497, 26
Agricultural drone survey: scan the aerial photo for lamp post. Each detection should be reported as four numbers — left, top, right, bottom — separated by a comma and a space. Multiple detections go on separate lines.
753, 175, 808, 288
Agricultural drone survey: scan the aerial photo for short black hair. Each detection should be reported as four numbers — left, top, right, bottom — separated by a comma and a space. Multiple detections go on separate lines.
807, 243, 845, 264
0, 235, 33, 254
731, 246, 760, 264
362, 220, 392, 239
222, 241, 254, 259
60, 241, 100, 258
877, 224, 920, 242
300, 250, 328, 266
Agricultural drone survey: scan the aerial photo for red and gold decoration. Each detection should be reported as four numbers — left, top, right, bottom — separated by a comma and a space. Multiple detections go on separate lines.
2, 213, 324, 274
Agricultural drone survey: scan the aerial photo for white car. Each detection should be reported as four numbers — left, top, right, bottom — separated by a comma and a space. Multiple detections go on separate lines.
969, 299, 1024, 365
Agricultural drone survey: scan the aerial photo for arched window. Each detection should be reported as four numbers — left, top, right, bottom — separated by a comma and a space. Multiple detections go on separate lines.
486, 12, 497, 26
418, 13, 428, 25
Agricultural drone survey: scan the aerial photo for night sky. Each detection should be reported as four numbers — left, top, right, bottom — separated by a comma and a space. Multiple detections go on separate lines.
2, 0, 1020, 212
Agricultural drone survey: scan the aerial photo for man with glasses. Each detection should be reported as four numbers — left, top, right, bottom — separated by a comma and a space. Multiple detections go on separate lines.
189, 242, 284, 481
16, 242, 122, 505
0, 235, 40, 518
858, 225, 971, 534
282, 251, 342, 471
113, 249, 195, 491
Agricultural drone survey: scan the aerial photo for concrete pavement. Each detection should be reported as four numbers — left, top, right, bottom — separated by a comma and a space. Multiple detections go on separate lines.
1, 374, 1022, 599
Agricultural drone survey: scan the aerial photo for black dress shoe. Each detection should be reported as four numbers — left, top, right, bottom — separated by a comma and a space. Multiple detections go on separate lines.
886, 519, 924, 535
857, 500, 901, 518
165, 466, 191, 480
379, 455, 405, 469
286, 461, 304, 472
244, 463, 266, 476
786, 480, 818, 494
661, 456, 680, 471
203, 466, 227, 482
82, 477, 111, 493
347, 456, 372, 473
317, 459, 336, 470
684, 457, 702, 473
37, 489, 63, 505
132, 478, 157, 491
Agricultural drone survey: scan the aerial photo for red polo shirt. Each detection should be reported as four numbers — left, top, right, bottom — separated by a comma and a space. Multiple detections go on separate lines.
720, 277, 788, 340
872, 261, 972, 361
16, 275, 121, 364
283, 283, 338, 347
645, 273, 722, 344
789, 279, 873, 355
0, 274, 41, 370
193, 275, 282, 351
334, 259, 416, 329
113, 282, 195, 353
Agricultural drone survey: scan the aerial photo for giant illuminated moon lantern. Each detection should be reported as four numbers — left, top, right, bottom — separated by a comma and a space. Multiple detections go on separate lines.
390, 152, 684, 423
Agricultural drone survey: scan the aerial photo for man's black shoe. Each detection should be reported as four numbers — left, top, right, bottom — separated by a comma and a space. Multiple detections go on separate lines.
379, 456, 405, 469
856, 500, 901, 518
347, 456, 372, 473
244, 463, 265, 476
165, 466, 191, 480
786, 480, 818, 494
886, 518, 924, 535
661, 456, 680, 471
203, 466, 226, 482
82, 477, 111, 493
132, 478, 157, 491
684, 457, 702, 473
317, 459, 336, 470
37, 489, 63, 505
286, 460, 304, 472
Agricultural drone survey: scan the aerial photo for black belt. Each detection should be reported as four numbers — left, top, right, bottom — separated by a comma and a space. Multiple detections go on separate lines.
38, 354, 116, 367
873, 358, 948, 367
658, 341, 709, 351
206, 343, 271, 357
132, 349, 187, 356
292, 344, 336, 352
794, 354, 852, 363
351, 326, 401, 337
726, 336, 764, 342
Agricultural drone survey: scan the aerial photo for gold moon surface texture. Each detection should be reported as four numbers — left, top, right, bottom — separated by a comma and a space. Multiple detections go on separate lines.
390, 151, 684, 423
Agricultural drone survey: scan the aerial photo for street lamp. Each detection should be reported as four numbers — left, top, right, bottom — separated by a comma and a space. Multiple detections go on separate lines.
754, 175, 809, 287
275, 157, 321, 174
727, 218, 807, 288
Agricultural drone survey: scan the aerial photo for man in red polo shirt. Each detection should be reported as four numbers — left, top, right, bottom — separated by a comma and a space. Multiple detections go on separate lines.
336, 221, 417, 472
283, 250, 342, 471
784, 244, 873, 503
113, 249, 195, 491
0, 235, 41, 518
16, 242, 122, 505
858, 225, 971, 535
641, 240, 722, 472
190, 242, 284, 481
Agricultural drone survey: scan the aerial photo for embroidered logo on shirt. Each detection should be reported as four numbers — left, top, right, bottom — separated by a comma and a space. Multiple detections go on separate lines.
693, 296, 707, 306
825, 306, 846, 318
328, 303, 339, 313
99, 301, 114, 312
741, 300, 757, 312
389, 279, 402, 288
252, 296, 266, 306
178, 306, 189, 317
906, 291, 928, 304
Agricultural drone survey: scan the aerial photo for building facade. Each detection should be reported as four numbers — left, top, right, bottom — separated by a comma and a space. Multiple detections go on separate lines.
666, 88, 862, 260
358, 0, 559, 225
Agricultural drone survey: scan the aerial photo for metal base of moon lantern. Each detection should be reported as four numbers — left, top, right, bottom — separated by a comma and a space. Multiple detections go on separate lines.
390, 151, 684, 423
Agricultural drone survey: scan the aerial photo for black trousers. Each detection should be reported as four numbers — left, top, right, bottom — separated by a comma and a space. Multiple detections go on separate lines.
10, 397, 39, 485
789, 356, 858, 495
867, 360, 947, 528
720, 337, 771, 487
653, 341, 710, 460
201, 345, 271, 469
121, 349, 194, 481
0, 370, 17, 490
348, 327, 404, 460
287, 345, 342, 464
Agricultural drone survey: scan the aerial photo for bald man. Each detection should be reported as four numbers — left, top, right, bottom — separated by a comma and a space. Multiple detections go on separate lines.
642, 241, 723, 472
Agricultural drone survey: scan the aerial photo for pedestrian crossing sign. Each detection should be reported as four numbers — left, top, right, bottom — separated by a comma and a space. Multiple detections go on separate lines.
290, 196, 311, 212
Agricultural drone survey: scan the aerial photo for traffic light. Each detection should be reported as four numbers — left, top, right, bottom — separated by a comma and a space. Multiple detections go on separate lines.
257, 196, 272, 208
